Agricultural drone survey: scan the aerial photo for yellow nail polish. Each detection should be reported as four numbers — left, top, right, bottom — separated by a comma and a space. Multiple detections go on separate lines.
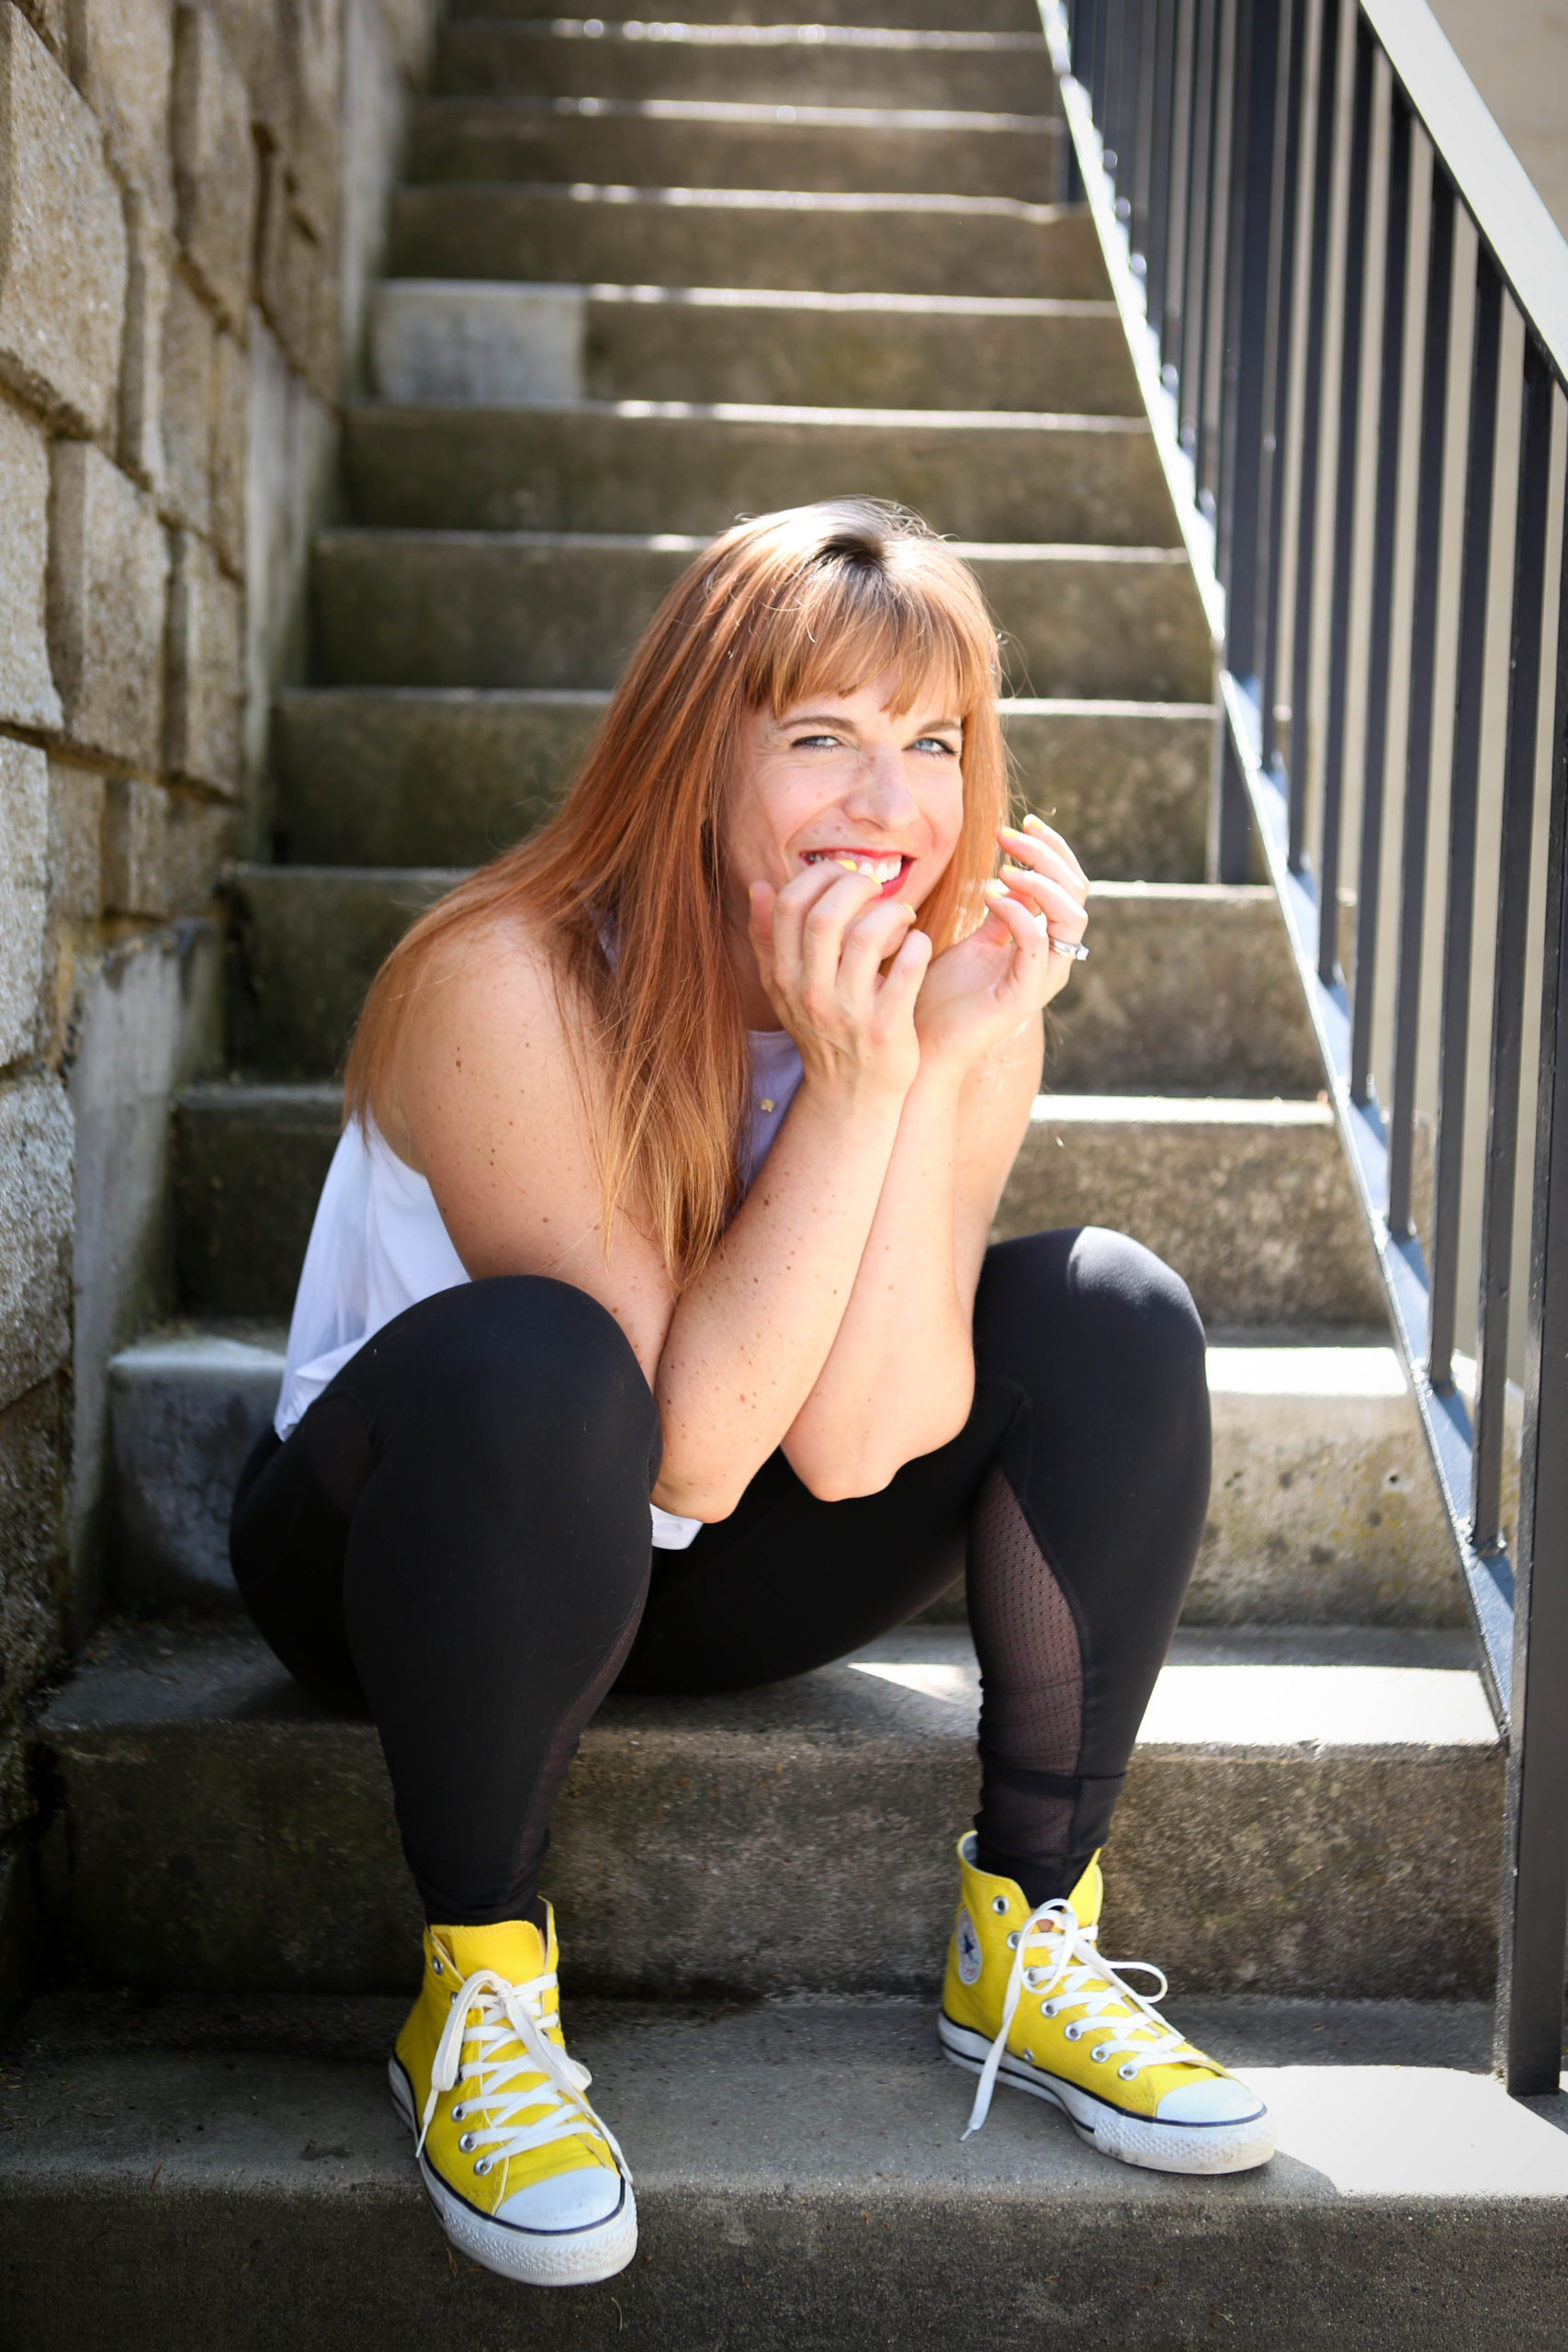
985, 878, 1010, 899
1023, 813, 1048, 835
834, 855, 859, 871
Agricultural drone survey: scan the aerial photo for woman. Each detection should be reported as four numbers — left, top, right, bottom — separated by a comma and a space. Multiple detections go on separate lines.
231, 500, 1273, 2290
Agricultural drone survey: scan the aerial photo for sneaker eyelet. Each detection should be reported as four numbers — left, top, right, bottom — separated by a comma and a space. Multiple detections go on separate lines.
1006, 1931, 1021, 1950
473, 2157, 492, 2176
432, 1956, 444, 1975
1021, 2049, 1034, 2064
1040, 2000, 1057, 2018
990, 1896, 1010, 1916
1064, 2023, 1083, 2041
457, 2132, 476, 2152
1119, 2063, 1137, 2080
1090, 2045, 1110, 2064
451, 2106, 466, 2123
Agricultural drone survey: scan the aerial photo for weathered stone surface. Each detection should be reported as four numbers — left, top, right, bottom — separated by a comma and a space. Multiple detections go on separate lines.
156, 266, 214, 531
241, 315, 335, 798
0, 738, 46, 1065
208, 324, 245, 577
390, 185, 1110, 301
310, 531, 1211, 700
10, 0, 64, 58
37, 1621, 1500, 2000
271, 684, 602, 865
0, 1074, 73, 1410
405, 99, 1062, 204
170, 2, 254, 329
0, 394, 62, 731
47, 440, 168, 766
172, 1080, 337, 1313
100, 779, 170, 918
996, 1100, 1389, 1329
341, 405, 1177, 548
0, 6, 126, 435
116, 196, 172, 495
165, 527, 242, 791
0, 1833, 35, 2027
65, 923, 222, 1590
65, 0, 175, 206
0, 1374, 66, 1729
432, 18, 1057, 111
1003, 698, 1215, 883
45, 756, 103, 921
223, 864, 453, 1075
255, 144, 337, 400
371, 279, 585, 405
109, 1332, 280, 1603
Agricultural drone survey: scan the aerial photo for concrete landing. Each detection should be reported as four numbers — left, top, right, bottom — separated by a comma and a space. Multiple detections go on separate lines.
1, 1995, 1564, 2348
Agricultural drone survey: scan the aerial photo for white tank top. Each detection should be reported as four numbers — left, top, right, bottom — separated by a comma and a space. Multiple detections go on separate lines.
274, 1028, 807, 1550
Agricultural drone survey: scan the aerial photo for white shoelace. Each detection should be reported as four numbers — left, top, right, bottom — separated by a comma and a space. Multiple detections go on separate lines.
962, 1897, 1201, 2140
415, 1961, 629, 2183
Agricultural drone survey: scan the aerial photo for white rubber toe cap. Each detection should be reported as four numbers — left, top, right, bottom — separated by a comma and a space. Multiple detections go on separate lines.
1155, 2075, 1268, 2125
496, 2165, 626, 2233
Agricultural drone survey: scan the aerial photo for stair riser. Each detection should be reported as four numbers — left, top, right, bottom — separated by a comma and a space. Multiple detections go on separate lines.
40, 1713, 1501, 2000
340, 409, 1176, 547
174, 1093, 1382, 1326
272, 692, 1213, 880
451, 0, 1046, 26
999, 1113, 1388, 1328
108, 1348, 1473, 1627
347, 402, 1175, 548
13, 2172, 1558, 2352
389, 188, 1110, 300
371, 283, 1140, 415
310, 537, 1213, 702
224, 872, 1315, 1097
432, 26, 1058, 111
404, 106, 1062, 202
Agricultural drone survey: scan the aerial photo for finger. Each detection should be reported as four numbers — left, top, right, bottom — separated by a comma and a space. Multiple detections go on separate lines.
1017, 812, 1089, 894
874, 918, 934, 1021
838, 896, 918, 1000
983, 877, 1063, 989
995, 863, 1091, 942
796, 866, 885, 1008
769, 859, 858, 994
997, 825, 1090, 907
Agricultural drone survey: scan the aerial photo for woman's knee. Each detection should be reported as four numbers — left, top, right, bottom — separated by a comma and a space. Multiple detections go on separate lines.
976, 1227, 1205, 1386
348, 1275, 661, 1483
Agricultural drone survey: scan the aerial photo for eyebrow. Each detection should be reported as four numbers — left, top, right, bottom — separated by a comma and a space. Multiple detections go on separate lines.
783, 711, 964, 733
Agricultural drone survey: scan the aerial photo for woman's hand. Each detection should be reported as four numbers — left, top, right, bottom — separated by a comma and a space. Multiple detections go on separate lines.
914, 815, 1090, 1073
748, 860, 932, 1102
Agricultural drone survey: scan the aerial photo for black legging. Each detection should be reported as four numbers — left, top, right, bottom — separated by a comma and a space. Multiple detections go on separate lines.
230, 1228, 1210, 1927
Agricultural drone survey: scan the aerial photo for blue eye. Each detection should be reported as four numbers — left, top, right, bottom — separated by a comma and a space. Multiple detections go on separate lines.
912, 737, 958, 756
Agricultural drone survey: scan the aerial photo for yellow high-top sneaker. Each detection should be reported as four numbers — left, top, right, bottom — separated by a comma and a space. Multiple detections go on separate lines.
940, 1834, 1273, 2176
389, 1908, 636, 2285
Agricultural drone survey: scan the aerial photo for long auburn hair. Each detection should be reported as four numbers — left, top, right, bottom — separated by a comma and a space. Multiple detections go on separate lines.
344, 499, 1011, 1283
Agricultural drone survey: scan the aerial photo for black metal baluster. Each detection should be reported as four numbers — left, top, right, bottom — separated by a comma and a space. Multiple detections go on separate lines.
1428, 251, 1504, 1391
1100, 0, 1123, 164
1387, 168, 1456, 1239
1258, 0, 1307, 769
1180, 0, 1219, 445
1285, 0, 1343, 868
1472, 336, 1554, 1552
1162, 0, 1199, 373
1349, 87, 1414, 1102
1130, 0, 1159, 263
1497, 448, 1568, 2100
1216, 0, 1280, 669
1145, 0, 1180, 333
1315, 17, 1376, 986
1196, 0, 1239, 510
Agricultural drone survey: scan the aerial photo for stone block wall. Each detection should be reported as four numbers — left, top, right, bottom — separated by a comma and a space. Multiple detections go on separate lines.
0, 0, 437, 2002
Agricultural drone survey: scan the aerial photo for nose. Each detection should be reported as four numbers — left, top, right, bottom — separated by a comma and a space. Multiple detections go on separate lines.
841, 739, 919, 830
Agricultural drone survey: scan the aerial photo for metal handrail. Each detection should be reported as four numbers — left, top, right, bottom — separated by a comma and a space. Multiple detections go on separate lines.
1043, 0, 1568, 2094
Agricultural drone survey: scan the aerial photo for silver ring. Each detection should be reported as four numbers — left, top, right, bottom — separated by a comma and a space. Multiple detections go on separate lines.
1051, 937, 1089, 963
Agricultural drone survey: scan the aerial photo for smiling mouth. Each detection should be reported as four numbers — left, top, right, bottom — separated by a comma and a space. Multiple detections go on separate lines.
801, 850, 912, 899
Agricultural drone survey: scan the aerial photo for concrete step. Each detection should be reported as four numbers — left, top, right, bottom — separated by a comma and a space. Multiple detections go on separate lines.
271, 688, 1214, 881
403, 97, 1062, 202
170, 1084, 1382, 1325
310, 530, 1213, 702
388, 185, 1109, 299
5, 1994, 1566, 2351
452, 0, 1046, 28
431, 19, 1058, 112
370, 280, 1140, 414
221, 870, 1313, 1094
996, 1096, 1388, 1329
337, 402, 1176, 547
107, 1326, 1469, 1627
37, 1620, 1496, 1999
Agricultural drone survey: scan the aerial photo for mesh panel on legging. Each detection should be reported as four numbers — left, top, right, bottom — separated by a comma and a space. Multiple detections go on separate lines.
964, 1458, 1087, 1905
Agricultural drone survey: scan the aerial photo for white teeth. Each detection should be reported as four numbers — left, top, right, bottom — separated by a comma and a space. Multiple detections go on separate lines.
804, 852, 903, 881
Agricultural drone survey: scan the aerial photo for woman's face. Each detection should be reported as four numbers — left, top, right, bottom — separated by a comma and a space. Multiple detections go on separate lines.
721, 667, 965, 923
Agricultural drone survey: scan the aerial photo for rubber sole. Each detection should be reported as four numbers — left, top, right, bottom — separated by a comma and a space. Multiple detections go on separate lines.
939, 2012, 1276, 2176
389, 2057, 638, 2285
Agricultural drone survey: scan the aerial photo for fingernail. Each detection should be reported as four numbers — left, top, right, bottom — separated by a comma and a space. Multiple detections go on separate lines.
985, 878, 1010, 900
1035, 912, 1051, 936
834, 855, 859, 871
895, 903, 918, 921
999, 825, 1028, 842
1022, 813, 1048, 835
